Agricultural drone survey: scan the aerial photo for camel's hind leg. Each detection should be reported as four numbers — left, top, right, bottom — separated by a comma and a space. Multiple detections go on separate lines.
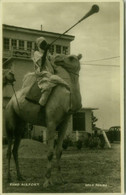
55, 115, 71, 183
5, 107, 25, 181
5, 107, 16, 182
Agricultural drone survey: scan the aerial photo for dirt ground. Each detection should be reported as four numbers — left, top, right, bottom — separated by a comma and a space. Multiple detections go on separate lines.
3, 139, 121, 193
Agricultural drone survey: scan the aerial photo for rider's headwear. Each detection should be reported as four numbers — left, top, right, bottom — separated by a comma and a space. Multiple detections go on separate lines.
36, 37, 46, 49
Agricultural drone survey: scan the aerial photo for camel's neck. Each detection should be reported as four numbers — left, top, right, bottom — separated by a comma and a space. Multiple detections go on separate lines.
55, 66, 82, 111
55, 66, 79, 87
54, 66, 71, 84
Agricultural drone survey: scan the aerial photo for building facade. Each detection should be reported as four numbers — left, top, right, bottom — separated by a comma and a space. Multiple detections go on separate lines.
3, 24, 75, 90
3, 24, 74, 61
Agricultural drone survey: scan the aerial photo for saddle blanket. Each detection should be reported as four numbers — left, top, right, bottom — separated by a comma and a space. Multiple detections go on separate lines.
25, 77, 70, 105
25, 82, 42, 104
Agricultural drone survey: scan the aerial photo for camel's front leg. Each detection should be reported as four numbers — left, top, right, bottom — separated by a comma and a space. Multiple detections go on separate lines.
12, 136, 25, 181
43, 122, 56, 188
55, 116, 71, 184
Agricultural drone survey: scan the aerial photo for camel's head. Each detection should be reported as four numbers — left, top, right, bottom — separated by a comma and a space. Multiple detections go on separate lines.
54, 54, 82, 75
3, 69, 16, 86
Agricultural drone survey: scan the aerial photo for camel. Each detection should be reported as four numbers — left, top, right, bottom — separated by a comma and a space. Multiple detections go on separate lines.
3, 69, 16, 87
4, 53, 82, 187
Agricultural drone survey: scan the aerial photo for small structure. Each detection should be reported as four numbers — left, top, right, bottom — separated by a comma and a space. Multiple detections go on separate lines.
66, 107, 98, 141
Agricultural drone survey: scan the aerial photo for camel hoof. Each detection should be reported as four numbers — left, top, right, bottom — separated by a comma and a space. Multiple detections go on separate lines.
56, 171, 65, 184
57, 174, 65, 184
43, 178, 53, 188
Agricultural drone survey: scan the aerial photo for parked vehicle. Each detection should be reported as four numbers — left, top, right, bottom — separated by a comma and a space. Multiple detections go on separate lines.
106, 126, 120, 143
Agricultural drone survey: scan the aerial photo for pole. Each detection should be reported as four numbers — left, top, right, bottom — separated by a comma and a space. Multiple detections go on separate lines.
42, 5, 99, 67
102, 130, 111, 148
49, 4, 99, 47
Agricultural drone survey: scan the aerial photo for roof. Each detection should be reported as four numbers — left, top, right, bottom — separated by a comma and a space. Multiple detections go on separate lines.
81, 107, 98, 111
3, 24, 75, 41
109, 126, 120, 129
75, 107, 98, 113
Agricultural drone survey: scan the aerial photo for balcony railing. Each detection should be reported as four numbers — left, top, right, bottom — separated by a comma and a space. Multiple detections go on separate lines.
3, 49, 32, 59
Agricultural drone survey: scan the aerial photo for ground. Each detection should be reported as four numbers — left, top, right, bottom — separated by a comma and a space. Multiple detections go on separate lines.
3, 139, 121, 193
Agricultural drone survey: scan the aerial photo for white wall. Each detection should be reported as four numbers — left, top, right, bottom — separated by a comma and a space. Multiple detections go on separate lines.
85, 110, 92, 134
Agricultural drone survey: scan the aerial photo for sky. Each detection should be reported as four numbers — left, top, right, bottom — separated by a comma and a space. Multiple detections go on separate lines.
2, 0, 123, 129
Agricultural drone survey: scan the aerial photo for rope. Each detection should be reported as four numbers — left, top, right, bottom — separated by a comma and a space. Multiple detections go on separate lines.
84, 56, 120, 62
11, 84, 21, 111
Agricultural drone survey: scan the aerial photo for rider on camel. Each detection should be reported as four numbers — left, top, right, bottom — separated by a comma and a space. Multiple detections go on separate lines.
32, 37, 69, 106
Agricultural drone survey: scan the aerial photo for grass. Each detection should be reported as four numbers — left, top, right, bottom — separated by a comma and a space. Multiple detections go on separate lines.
3, 140, 121, 193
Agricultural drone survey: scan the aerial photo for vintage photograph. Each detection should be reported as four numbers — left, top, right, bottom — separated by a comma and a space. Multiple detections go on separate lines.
1, 0, 124, 194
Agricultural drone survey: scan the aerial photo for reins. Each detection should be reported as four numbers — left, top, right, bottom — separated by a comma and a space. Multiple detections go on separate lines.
68, 71, 79, 76
11, 84, 21, 111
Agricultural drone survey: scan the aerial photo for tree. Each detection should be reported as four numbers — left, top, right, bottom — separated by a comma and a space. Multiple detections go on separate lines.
91, 111, 98, 131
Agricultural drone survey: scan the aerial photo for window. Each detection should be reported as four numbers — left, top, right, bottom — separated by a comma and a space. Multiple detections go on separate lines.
34, 42, 38, 51
3, 38, 9, 50
56, 45, 61, 54
49, 45, 54, 55
27, 41, 32, 51
12, 39, 17, 49
63, 46, 68, 55
73, 112, 85, 131
19, 40, 24, 50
